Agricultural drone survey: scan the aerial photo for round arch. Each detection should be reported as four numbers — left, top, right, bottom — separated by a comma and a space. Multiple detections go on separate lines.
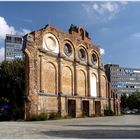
90, 50, 99, 66
62, 39, 75, 58
79, 28, 85, 40
42, 61, 57, 94
77, 45, 88, 62
77, 69, 86, 96
90, 73, 97, 97
100, 75, 107, 98
62, 66, 73, 96
42, 32, 60, 54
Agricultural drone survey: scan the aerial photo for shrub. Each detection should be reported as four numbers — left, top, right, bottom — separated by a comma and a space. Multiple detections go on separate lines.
104, 106, 114, 116
82, 112, 88, 117
48, 112, 61, 120
29, 113, 48, 121
28, 112, 73, 121
62, 115, 72, 119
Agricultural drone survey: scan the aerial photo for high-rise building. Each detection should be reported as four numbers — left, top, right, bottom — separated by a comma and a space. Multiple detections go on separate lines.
5, 34, 23, 61
104, 64, 140, 95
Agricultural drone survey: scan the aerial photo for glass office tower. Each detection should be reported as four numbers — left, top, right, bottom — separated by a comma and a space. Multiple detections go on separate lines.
104, 64, 140, 95
5, 34, 23, 61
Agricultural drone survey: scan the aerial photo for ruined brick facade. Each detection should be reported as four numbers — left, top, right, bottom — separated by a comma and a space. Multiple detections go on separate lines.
23, 24, 120, 120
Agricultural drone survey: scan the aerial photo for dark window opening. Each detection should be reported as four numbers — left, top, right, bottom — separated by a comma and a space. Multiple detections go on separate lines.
91, 53, 97, 65
64, 43, 72, 56
15, 37, 22, 44
80, 29, 84, 40
79, 48, 86, 61
6, 36, 11, 42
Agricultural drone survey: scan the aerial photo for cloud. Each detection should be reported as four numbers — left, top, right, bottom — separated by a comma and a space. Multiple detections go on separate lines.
21, 28, 31, 35
0, 17, 16, 39
17, 28, 31, 36
0, 16, 31, 40
20, 19, 32, 23
131, 32, 140, 38
82, 2, 128, 22
100, 48, 105, 55
0, 47, 4, 62
119, 1, 128, 5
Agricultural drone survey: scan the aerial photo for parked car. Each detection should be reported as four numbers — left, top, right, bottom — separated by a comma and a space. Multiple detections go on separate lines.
126, 110, 131, 114
131, 109, 138, 114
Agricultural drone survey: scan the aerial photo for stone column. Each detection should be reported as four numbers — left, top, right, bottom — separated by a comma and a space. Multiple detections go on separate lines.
58, 54, 63, 116
87, 66, 91, 97
89, 99, 94, 117
76, 97, 82, 117
39, 55, 43, 92
98, 68, 101, 98
74, 62, 78, 96
58, 57, 63, 95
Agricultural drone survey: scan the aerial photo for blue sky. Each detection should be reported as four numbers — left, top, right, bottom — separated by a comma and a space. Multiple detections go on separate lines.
0, 1, 140, 68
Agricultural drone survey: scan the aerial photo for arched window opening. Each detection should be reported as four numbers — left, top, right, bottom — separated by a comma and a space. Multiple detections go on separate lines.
80, 28, 84, 40
79, 48, 86, 61
91, 53, 97, 65
64, 43, 72, 56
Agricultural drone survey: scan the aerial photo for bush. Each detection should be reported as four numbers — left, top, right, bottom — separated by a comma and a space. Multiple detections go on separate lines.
48, 112, 61, 120
29, 113, 48, 121
28, 112, 73, 121
62, 115, 72, 119
104, 107, 114, 116
82, 112, 88, 117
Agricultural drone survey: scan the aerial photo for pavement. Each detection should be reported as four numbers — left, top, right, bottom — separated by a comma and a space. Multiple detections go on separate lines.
0, 115, 140, 139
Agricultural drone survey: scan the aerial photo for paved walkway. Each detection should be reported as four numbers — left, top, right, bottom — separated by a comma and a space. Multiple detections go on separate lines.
0, 115, 140, 138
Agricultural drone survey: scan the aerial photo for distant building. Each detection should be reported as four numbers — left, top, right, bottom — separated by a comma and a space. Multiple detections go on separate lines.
104, 64, 140, 95
5, 34, 23, 61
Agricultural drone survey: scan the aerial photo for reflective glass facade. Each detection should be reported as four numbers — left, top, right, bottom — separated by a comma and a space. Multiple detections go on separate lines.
104, 64, 140, 94
5, 34, 23, 61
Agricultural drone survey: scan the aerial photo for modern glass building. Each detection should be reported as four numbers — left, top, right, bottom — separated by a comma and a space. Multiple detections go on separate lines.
5, 34, 23, 61
104, 64, 140, 95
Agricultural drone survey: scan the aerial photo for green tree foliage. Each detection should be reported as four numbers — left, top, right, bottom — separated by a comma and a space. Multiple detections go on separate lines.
121, 92, 140, 111
127, 92, 140, 110
121, 94, 127, 108
104, 106, 114, 116
0, 59, 25, 118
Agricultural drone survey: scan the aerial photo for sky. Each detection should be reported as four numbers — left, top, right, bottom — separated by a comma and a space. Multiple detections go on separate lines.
0, 1, 140, 68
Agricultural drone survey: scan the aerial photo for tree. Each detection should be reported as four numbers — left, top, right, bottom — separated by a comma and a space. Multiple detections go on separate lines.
127, 94, 138, 109
127, 92, 140, 110
121, 94, 127, 109
121, 92, 140, 113
0, 59, 25, 119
